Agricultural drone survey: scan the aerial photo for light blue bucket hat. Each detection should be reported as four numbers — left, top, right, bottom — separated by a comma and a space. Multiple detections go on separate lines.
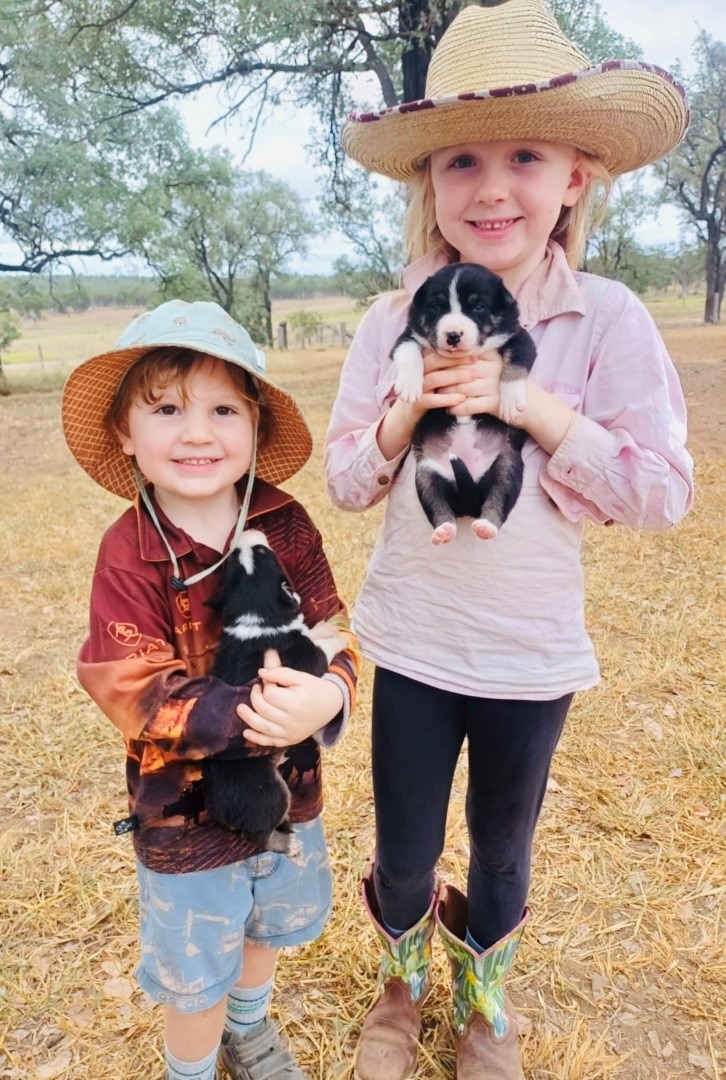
61, 300, 313, 502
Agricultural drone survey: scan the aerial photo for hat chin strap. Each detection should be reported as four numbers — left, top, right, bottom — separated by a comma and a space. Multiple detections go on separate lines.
132, 425, 258, 591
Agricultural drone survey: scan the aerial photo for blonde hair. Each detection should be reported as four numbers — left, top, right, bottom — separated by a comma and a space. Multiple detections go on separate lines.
404, 153, 611, 270
106, 347, 271, 449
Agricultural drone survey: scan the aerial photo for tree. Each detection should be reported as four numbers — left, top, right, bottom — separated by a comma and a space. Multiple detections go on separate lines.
655, 33, 726, 322
134, 150, 314, 344
0, 0, 195, 274
0, 311, 21, 395
288, 310, 324, 347
327, 177, 407, 303
584, 175, 659, 290
1, 0, 643, 278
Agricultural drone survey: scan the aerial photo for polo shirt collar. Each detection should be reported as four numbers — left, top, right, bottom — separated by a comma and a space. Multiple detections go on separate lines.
134, 477, 294, 564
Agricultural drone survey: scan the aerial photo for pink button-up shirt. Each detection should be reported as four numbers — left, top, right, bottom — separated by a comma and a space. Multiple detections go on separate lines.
324, 244, 694, 699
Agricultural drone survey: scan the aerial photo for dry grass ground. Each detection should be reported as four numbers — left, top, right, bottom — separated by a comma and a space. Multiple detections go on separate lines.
0, 305, 723, 1080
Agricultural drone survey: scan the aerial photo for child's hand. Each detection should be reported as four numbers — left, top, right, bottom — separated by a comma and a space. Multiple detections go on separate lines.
409, 348, 477, 414
435, 350, 506, 418
238, 667, 344, 748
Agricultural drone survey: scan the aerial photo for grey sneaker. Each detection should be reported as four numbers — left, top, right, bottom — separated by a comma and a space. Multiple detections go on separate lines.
219, 1019, 306, 1079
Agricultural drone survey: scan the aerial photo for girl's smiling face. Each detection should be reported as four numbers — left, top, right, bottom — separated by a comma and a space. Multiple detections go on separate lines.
119, 356, 255, 510
429, 140, 589, 293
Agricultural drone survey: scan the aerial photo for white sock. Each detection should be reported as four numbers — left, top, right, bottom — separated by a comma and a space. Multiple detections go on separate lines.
165, 1042, 218, 1080
225, 975, 275, 1036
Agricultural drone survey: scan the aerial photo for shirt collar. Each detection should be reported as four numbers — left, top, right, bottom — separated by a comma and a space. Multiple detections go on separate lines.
516, 242, 586, 329
402, 241, 586, 329
135, 477, 294, 564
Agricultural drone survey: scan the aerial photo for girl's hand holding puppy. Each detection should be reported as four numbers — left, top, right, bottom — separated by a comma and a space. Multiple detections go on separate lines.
426, 347, 504, 418
431, 348, 574, 455
377, 348, 499, 459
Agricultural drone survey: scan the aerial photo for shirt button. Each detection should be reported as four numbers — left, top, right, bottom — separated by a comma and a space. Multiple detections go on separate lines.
377, 475, 390, 486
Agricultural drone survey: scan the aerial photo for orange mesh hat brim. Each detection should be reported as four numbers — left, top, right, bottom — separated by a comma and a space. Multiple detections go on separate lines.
61, 305, 313, 499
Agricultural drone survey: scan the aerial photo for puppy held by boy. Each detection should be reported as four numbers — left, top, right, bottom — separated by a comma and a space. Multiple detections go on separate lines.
203, 529, 346, 855
392, 262, 536, 544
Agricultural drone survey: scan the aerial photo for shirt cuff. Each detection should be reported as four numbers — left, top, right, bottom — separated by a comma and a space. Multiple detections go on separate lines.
313, 673, 350, 748
366, 414, 409, 487
546, 412, 618, 492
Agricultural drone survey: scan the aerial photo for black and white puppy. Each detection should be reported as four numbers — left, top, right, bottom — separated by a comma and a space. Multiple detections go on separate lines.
203, 529, 344, 854
392, 263, 536, 543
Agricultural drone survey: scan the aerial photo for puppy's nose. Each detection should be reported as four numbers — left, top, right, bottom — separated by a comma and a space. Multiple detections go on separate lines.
446, 331, 463, 346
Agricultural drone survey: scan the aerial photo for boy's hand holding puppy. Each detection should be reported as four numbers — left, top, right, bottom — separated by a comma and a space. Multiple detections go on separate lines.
239, 620, 346, 748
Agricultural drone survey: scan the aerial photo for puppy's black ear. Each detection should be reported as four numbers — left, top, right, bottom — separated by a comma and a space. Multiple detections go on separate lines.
279, 578, 299, 609
498, 280, 520, 318
204, 592, 223, 611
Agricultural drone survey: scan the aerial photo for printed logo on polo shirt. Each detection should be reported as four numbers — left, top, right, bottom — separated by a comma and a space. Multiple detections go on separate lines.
108, 621, 142, 648
175, 593, 191, 618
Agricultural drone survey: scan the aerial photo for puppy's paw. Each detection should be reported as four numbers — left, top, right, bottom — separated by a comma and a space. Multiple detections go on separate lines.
394, 371, 424, 404
393, 340, 425, 403
432, 521, 457, 545
267, 827, 299, 857
471, 518, 499, 540
309, 622, 348, 664
499, 379, 527, 425
286, 837, 303, 862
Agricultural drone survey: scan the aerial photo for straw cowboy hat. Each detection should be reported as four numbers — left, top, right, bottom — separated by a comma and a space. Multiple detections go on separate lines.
62, 299, 313, 500
342, 0, 688, 180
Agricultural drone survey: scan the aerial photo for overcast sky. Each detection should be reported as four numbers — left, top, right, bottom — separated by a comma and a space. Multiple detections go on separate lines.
600, 0, 722, 70
4, 2, 723, 275
201, 0, 724, 268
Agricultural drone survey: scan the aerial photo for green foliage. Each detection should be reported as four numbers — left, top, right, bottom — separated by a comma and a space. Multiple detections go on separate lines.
551, 0, 642, 62
0, 310, 21, 394
132, 150, 315, 343
654, 32, 726, 322
0, 0, 192, 273
287, 309, 324, 344
585, 175, 659, 288
0, 0, 718, 297
0, 310, 20, 354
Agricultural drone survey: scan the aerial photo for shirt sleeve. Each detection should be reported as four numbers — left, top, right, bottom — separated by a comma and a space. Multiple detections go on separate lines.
324, 294, 410, 511
540, 287, 694, 530
285, 505, 361, 747
77, 564, 259, 766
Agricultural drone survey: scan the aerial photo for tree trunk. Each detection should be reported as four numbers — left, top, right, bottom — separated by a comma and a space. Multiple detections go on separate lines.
262, 273, 273, 347
400, 0, 429, 101
704, 226, 722, 324
399, 1, 462, 101
0, 360, 10, 396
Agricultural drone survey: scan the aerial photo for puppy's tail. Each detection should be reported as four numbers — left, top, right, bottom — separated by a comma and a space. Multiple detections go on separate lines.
451, 455, 478, 500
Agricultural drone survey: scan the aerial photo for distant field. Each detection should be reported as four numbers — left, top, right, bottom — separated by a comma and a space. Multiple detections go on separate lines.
0, 298, 723, 1080
4, 295, 365, 372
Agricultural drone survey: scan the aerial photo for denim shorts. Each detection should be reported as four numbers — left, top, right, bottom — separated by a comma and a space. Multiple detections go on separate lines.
135, 816, 332, 1012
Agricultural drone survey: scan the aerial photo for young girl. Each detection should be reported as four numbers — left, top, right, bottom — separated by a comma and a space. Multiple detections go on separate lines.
325, 2, 694, 1078
61, 299, 359, 1080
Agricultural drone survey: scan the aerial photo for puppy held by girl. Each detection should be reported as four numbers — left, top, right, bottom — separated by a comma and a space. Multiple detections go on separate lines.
203, 529, 346, 854
392, 262, 536, 543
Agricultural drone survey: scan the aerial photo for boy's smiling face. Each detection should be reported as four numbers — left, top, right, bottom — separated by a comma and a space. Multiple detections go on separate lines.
119, 355, 255, 510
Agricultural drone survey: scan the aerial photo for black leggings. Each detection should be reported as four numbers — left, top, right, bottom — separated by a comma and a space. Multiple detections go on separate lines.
371, 667, 571, 948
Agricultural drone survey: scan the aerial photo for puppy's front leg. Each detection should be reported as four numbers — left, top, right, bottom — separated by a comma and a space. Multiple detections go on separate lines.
498, 328, 537, 425
392, 335, 425, 403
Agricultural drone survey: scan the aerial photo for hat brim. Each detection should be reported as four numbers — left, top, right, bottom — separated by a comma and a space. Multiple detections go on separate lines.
342, 62, 689, 180
61, 344, 313, 500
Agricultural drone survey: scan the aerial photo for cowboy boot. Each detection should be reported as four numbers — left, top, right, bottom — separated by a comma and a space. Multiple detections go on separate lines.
436, 884, 529, 1080
354, 863, 436, 1080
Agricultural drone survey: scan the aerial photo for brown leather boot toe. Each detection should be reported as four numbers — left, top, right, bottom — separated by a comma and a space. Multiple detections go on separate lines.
353, 978, 423, 1080
457, 1011, 525, 1080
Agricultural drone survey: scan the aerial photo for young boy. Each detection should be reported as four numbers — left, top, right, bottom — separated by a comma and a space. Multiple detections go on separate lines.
62, 300, 359, 1080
